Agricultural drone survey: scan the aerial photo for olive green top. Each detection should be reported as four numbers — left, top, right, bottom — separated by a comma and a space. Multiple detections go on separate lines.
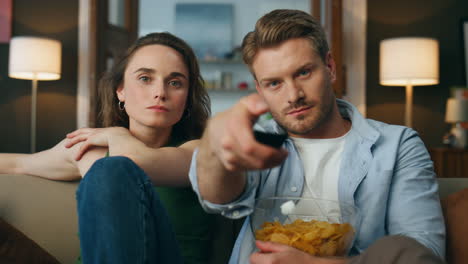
155, 186, 214, 264
159, 139, 214, 264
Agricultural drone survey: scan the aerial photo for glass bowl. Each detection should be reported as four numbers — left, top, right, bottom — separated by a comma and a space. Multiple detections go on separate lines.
250, 197, 360, 257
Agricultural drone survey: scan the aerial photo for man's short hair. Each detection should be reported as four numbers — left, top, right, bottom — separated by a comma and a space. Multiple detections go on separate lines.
241, 9, 329, 75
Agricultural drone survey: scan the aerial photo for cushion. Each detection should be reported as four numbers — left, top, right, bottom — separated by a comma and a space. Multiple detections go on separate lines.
441, 188, 468, 264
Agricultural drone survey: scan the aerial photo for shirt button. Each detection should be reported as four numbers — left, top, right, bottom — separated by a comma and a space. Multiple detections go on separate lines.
291, 186, 297, 192
233, 210, 240, 217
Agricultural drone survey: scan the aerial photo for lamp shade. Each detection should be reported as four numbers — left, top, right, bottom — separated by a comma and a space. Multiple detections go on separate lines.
8, 36, 62, 81
380, 37, 439, 86
446, 98, 468, 123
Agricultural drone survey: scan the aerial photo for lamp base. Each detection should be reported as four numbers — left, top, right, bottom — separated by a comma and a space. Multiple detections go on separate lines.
451, 123, 467, 148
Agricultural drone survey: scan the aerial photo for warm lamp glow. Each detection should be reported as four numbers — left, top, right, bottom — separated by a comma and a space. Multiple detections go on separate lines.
379, 37, 439, 128
8, 36, 61, 81
8, 36, 62, 153
445, 98, 468, 148
380, 37, 439, 86
446, 98, 468, 123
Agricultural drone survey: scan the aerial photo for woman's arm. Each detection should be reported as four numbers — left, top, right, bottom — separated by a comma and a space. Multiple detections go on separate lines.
114, 137, 197, 186
66, 127, 197, 186
128, 140, 198, 186
0, 139, 106, 181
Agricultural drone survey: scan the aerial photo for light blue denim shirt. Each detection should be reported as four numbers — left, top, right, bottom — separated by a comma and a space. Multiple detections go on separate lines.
189, 99, 445, 263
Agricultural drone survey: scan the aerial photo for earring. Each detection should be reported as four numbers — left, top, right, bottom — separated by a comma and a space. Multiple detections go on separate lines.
118, 101, 125, 110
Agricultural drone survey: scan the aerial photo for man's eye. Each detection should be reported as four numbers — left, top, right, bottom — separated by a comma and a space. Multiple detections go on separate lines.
268, 81, 280, 88
298, 69, 310, 77
139, 76, 151, 82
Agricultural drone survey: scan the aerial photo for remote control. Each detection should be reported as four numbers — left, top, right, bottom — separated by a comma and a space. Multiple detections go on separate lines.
253, 131, 287, 148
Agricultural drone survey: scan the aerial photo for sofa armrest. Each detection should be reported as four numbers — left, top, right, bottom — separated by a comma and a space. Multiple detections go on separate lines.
0, 174, 80, 264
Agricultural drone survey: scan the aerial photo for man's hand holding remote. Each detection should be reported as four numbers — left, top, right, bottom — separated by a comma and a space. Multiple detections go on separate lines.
196, 94, 288, 204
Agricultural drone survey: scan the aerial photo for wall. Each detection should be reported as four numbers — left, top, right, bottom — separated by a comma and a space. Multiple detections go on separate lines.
139, 0, 310, 45
367, 0, 468, 147
139, 0, 310, 114
0, 0, 78, 153
342, 0, 367, 116
140, 0, 367, 116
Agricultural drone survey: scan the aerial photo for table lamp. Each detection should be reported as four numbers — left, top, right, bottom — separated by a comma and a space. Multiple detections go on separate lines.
380, 37, 439, 128
8, 36, 62, 153
445, 98, 468, 148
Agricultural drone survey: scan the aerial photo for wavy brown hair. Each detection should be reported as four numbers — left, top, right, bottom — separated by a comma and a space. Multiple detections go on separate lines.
97, 32, 211, 142
242, 9, 329, 77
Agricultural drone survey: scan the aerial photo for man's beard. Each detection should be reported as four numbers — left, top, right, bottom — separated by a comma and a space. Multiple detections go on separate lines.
271, 84, 335, 136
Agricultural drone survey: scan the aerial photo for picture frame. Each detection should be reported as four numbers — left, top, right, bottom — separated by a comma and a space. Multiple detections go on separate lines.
174, 3, 233, 61
0, 0, 12, 43
462, 18, 468, 85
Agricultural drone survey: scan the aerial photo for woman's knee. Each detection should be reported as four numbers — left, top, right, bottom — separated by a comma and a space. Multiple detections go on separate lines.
87, 156, 145, 183
77, 156, 150, 202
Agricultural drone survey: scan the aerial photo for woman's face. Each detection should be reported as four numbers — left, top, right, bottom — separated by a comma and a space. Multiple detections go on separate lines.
117, 44, 189, 131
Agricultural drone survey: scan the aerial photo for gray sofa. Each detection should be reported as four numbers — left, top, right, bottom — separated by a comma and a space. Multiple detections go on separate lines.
0, 174, 242, 264
1, 174, 467, 263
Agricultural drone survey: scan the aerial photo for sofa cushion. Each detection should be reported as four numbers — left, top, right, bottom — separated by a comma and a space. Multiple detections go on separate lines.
441, 188, 468, 264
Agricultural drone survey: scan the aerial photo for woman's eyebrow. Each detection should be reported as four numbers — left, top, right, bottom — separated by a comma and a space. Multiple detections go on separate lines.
133, 67, 155, 74
133, 68, 187, 80
167, 72, 188, 80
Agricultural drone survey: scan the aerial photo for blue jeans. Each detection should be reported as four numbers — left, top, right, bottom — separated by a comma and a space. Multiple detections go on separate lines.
76, 156, 184, 264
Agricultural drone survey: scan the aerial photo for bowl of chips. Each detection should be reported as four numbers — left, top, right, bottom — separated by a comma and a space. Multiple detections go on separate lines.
251, 197, 359, 257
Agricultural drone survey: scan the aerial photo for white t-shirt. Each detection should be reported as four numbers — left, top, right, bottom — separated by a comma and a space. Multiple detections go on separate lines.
290, 131, 349, 220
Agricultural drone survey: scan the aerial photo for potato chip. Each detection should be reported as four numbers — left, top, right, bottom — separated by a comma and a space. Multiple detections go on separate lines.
254, 219, 354, 257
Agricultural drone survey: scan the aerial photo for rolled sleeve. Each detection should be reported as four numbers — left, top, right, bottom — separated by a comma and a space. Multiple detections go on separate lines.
189, 148, 260, 219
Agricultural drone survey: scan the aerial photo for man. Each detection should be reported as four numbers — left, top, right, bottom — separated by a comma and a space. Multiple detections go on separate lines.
189, 9, 445, 264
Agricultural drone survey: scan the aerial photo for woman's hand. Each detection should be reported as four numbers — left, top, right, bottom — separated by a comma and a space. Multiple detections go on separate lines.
65, 127, 130, 161
250, 241, 347, 264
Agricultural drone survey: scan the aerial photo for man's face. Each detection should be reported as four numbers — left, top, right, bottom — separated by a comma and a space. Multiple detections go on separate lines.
252, 38, 336, 137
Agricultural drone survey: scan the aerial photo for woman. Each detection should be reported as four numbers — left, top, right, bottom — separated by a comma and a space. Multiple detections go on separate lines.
1, 32, 212, 264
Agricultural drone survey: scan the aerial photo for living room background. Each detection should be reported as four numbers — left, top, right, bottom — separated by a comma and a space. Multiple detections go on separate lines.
0, 0, 467, 153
